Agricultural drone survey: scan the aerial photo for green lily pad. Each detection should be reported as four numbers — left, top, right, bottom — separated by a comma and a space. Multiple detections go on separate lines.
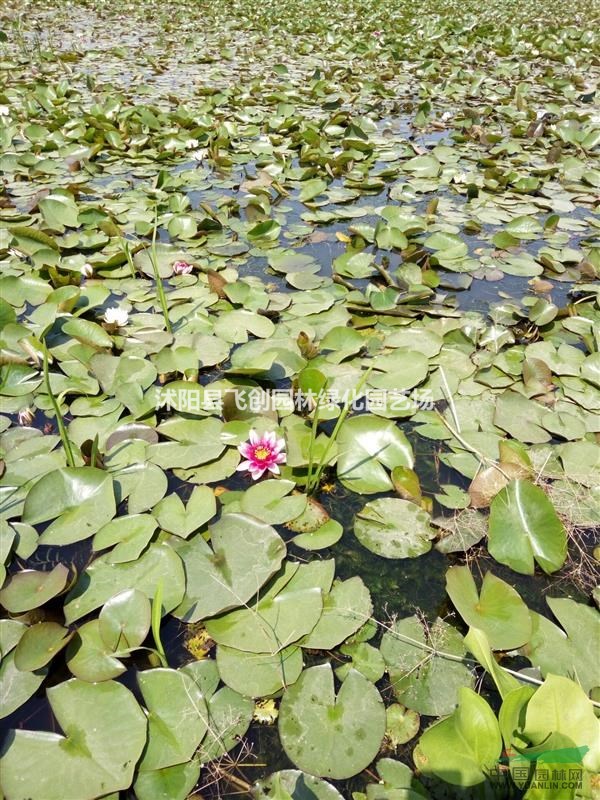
138, 668, 209, 771
216, 644, 303, 697
488, 480, 567, 575
173, 512, 286, 622
134, 761, 201, 800
64, 542, 185, 624
154, 485, 216, 537
335, 642, 386, 683
380, 615, 473, 716
0, 649, 47, 719
337, 416, 414, 494
14, 622, 74, 671
354, 498, 435, 559
197, 685, 254, 761
385, 703, 420, 747
291, 519, 343, 551
23, 467, 116, 546
92, 514, 157, 563
0, 679, 147, 800
300, 577, 372, 649
279, 664, 386, 779
205, 566, 324, 654
254, 770, 344, 800
66, 619, 127, 682
98, 588, 151, 651
0, 563, 69, 613
445, 566, 532, 650
240, 480, 307, 525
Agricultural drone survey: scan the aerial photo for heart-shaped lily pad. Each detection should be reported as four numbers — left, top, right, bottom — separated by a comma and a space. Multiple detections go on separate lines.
0, 563, 69, 613
22, 467, 116, 546
278, 664, 386, 779
337, 416, 414, 494
14, 622, 74, 671
216, 644, 303, 697
380, 615, 473, 716
173, 512, 286, 622
446, 566, 532, 650
354, 498, 435, 559
488, 480, 567, 575
137, 668, 209, 771
0, 679, 147, 800
154, 485, 216, 537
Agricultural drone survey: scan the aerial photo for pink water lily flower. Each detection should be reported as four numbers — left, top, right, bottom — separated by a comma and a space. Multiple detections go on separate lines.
237, 430, 286, 480
172, 260, 194, 275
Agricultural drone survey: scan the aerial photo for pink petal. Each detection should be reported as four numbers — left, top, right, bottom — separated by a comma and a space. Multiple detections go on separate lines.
275, 437, 286, 451
238, 443, 253, 458
250, 467, 266, 480
236, 460, 252, 471
264, 431, 276, 446
275, 452, 286, 464
249, 429, 259, 445
268, 463, 280, 475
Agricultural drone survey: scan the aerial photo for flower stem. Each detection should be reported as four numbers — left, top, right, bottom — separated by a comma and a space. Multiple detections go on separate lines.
151, 580, 168, 667
150, 211, 172, 334
43, 343, 76, 468
308, 365, 373, 494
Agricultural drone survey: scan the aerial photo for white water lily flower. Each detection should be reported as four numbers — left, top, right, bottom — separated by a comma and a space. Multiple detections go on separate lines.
103, 307, 129, 327
80, 263, 94, 278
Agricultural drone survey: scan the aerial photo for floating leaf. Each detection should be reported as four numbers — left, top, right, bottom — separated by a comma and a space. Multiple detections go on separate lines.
354, 498, 435, 559
240, 480, 307, 525
385, 703, 420, 747
254, 770, 344, 800
137, 668, 208, 772
14, 622, 73, 671
0, 679, 147, 800
380, 615, 473, 716
278, 665, 386, 779
488, 480, 567, 575
154, 486, 216, 538
173, 513, 286, 622
0, 563, 69, 613
23, 467, 116, 546
415, 687, 502, 786
337, 416, 414, 494
216, 644, 303, 697
300, 577, 372, 649
445, 566, 532, 650
64, 542, 185, 624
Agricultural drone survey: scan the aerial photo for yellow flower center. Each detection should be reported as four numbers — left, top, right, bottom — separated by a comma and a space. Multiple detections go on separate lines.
254, 446, 271, 461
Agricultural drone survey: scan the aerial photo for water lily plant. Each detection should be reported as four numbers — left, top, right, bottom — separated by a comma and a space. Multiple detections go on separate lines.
237, 430, 286, 480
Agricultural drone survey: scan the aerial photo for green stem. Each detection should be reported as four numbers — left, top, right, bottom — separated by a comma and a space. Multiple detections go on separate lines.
151, 580, 168, 667
150, 212, 172, 334
123, 239, 136, 279
375, 617, 600, 709
305, 398, 321, 493
308, 366, 373, 494
43, 344, 76, 468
